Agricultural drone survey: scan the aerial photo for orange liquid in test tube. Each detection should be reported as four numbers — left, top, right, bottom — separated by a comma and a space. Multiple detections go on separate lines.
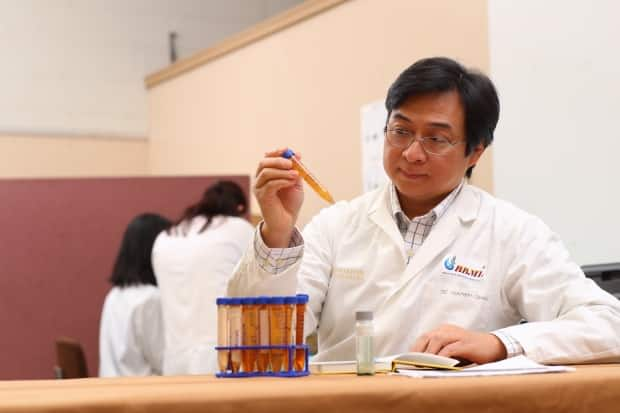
283, 296, 297, 371
256, 297, 270, 372
295, 294, 309, 371
228, 298, 242, 373
282, 149, 335, 204
241, 298, 258, 373
268, 297, 286, 372
216, 298, 230, 373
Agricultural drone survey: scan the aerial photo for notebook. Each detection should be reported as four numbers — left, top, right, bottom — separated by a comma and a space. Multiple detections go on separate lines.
309, 352, 460, 374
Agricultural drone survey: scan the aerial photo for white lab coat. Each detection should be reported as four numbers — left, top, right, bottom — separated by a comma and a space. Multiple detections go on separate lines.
228, 183, 620, 364
99, 285, 163, 376
152, 215, 254, 375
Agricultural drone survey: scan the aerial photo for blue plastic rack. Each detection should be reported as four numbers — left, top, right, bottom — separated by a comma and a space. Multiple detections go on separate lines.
214, 344, 309, 378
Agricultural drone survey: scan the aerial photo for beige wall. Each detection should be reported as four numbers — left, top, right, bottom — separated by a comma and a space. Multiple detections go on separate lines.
148, 0, 492, 226
0, 134, 148, 178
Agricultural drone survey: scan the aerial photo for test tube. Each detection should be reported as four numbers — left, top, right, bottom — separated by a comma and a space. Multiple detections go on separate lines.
282, 149, 335, 204
241, 297, 258, 373
268, 297, 286, 372
256, 296, 270, 373
294, 294, 309, 371
216, 297, 230, 373
283, 296, 298, 371
228, 298, 242, 373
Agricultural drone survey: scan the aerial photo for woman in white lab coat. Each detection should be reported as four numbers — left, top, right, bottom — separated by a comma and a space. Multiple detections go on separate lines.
99, 213, 171, 377
152, 180, 254, 375
228, 57, 620, 366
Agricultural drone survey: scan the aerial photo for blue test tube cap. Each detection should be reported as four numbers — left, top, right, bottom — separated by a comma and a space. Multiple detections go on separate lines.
282, 149, 295, 159
270, 296, 285, 305
240, 297, 256, 305
296, 294, 309, 304
228, 297, 242, 306
256, 296, 270, 305
284, 296, 298, 304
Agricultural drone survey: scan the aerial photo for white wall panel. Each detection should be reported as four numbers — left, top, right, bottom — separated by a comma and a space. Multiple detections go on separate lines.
489, 0, 620, 265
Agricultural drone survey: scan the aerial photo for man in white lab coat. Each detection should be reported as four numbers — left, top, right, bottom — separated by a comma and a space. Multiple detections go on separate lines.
228, 57, 620, 365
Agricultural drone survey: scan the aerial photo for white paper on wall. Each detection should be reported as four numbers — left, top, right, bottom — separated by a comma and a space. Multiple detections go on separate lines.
360, 100, 389, 193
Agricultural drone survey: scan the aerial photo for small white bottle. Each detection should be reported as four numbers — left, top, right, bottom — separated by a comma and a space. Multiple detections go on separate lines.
355, 311, 375, 376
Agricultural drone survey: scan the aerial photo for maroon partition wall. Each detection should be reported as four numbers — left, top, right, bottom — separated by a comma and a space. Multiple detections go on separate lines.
0, 175, 249, 380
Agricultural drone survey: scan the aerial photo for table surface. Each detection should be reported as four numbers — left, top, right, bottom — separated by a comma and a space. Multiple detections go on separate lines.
1, 364, 619, 413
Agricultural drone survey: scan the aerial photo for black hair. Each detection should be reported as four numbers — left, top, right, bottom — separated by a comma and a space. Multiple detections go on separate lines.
385, 57, 500, 178
171, 180, 248, 235
109, 213, 171, 287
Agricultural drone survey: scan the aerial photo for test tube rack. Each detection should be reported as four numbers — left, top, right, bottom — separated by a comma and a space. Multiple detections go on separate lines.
215, 344, 309, 378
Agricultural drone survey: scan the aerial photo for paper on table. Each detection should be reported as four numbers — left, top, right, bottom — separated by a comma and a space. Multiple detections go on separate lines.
395, 355, 575, 378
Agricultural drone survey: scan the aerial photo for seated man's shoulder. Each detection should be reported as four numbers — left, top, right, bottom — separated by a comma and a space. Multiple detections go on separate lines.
316, 185, 383, 220
471, 185, 550, 235
304, 186, 385, 237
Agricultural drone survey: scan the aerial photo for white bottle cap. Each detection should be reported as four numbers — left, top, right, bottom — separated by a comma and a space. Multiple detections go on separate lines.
355, 311, 373, 321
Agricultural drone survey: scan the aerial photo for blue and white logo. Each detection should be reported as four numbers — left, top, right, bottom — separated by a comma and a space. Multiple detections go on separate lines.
441, 254, 486, 280
443, 255, 456, 271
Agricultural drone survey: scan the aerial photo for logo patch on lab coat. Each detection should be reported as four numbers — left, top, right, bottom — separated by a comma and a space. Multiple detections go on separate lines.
441, 255, 486, 280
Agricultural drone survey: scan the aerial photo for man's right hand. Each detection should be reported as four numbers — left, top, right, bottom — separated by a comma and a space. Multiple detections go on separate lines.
254, 148, 304, 248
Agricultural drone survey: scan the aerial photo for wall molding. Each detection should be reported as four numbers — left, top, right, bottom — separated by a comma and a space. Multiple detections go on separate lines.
0, 130, 147, 141
145, 0, 348, 89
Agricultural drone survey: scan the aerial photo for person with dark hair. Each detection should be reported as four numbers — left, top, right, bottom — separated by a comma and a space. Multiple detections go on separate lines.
228, 57, 620, 366
152, 180, 254, 375
99, 213, 171, 377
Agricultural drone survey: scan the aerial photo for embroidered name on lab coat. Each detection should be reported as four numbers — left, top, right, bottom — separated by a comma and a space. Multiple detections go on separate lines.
333, 268, 364, 281
441, 255, 486, 281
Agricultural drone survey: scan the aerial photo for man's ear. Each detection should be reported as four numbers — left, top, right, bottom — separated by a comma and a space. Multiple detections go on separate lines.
467, 144, 486, 169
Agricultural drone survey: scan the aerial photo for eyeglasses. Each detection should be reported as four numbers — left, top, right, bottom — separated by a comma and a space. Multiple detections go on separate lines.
384, 127, 462, 155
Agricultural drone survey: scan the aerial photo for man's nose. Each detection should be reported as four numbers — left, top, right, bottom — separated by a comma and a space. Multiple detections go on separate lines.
403, 138, 427, 162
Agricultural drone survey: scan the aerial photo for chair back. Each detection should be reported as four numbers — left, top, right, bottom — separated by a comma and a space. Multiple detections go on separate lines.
54, 336, 88, 378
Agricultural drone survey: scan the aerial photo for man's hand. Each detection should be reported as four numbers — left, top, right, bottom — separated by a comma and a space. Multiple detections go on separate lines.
254, 148, 304, 248
411, 324, 507, 365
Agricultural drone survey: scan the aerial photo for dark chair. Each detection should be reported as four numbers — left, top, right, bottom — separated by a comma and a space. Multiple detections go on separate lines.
54, 336, 89, 379
582, 263, 620, 300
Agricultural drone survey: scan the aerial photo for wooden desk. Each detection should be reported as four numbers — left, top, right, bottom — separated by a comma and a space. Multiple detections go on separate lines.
1, 365, 619, 412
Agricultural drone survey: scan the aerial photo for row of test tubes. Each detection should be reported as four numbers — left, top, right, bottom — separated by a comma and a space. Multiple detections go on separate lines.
216, 295, 309, 376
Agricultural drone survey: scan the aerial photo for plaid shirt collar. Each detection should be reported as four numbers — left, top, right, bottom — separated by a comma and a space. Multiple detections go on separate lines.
389, 180, 464, 228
